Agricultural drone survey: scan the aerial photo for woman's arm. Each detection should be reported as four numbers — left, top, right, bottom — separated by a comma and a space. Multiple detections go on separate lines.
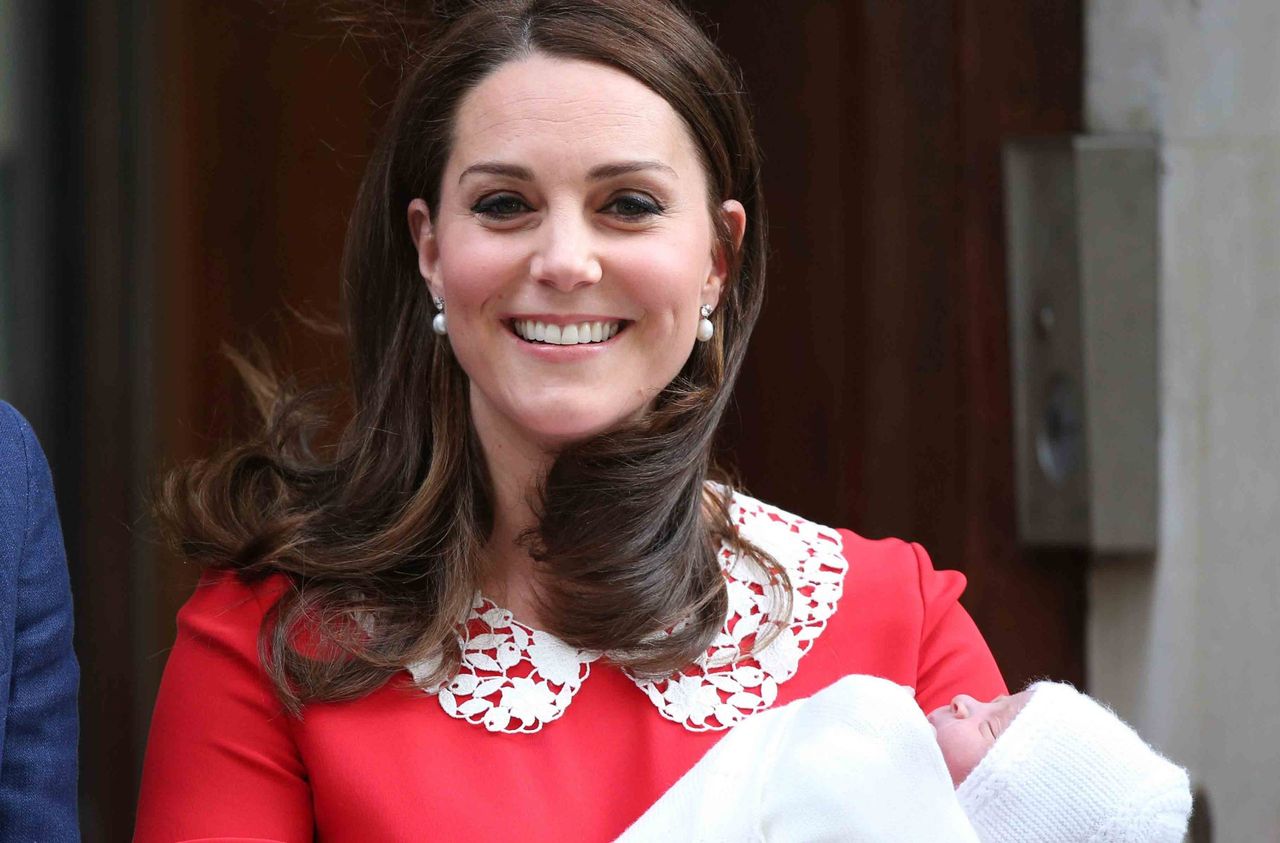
910, 542, 1007, 714
0, 403, 79, 840
134, 571, 313, 842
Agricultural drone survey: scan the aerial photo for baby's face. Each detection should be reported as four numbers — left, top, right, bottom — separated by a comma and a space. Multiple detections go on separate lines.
927, 690, 1033, 786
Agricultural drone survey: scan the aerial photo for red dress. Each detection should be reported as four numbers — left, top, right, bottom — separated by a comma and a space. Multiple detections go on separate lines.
134, 495, 1005, 842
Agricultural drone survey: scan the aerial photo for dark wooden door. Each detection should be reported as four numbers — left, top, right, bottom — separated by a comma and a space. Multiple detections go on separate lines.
76, 5, 393, 838
692, 0, 1088, 692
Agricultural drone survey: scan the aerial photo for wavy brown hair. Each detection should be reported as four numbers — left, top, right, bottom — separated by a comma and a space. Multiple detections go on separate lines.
159, 0, 784, 715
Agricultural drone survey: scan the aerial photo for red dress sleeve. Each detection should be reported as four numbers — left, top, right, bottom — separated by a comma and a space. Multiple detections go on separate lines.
908, 542, 1007, 714
133, 571, 313, 843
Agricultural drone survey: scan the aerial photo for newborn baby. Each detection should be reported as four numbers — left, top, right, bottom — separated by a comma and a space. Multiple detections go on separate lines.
928, 690, 1033, 786
617, 676, 1191, 842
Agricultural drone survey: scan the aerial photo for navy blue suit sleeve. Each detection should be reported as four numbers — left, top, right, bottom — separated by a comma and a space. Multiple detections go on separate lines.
0, 402, 79, 840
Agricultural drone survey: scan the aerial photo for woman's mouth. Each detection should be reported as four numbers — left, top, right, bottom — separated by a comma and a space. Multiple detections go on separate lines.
509, 319, 627, 346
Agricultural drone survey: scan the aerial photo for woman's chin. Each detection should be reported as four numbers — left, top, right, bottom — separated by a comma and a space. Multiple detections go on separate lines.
470, 383, 653, 453
522, 410, 633, 449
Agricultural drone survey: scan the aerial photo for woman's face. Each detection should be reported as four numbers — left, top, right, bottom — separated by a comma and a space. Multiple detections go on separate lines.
408, 54, 745, 453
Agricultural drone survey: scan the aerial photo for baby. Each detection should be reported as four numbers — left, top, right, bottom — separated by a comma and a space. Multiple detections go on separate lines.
617, 676, 1191, 842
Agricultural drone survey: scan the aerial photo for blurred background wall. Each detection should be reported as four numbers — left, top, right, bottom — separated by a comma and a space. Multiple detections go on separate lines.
1085, 1, 1280, 839
0, 0, 1271, 840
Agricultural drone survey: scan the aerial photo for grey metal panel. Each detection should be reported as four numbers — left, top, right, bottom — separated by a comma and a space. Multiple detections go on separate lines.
1005, 138, 1092, 545
1003, 136, 1158, 551
1076, 137, 1159, 551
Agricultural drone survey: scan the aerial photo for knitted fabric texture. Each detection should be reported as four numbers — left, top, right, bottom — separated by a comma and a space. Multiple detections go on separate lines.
617, 675, 978, 842
956, 681, 1192, 843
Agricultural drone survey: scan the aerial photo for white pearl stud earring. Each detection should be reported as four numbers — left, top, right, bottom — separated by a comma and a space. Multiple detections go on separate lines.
696, 304, 715, 342
432, 296, 448, 336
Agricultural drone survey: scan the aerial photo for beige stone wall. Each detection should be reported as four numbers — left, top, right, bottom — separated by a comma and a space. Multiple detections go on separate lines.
1086, 1, 1280, 837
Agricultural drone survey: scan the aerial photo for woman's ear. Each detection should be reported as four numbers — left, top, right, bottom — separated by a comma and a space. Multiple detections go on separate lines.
706, 199, 747, 307
407, 198, 442, 298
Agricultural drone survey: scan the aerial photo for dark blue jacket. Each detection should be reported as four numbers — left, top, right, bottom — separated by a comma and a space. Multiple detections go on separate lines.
0, 402, 79, 840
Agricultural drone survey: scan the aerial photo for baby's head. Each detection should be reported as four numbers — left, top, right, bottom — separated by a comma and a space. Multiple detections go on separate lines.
929, 682, 1191, 842
927, 690, 1034, 786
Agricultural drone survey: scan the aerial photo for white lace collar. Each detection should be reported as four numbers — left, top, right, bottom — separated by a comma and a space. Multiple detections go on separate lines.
406, 492, 848, 734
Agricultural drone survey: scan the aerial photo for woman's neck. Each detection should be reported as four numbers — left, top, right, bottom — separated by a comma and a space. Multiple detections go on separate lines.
470, 395, 556, 629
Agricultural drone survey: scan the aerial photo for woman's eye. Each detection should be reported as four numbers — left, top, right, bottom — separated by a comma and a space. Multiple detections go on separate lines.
605, 193, 664, 219
472, 194, 531, 219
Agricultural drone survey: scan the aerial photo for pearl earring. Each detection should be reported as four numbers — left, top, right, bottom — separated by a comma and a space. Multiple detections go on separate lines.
696, 304, 715, 342
432, 296, 448, 336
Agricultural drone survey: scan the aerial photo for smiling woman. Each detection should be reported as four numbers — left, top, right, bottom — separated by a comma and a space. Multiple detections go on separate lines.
408, 57, 748, 610
133, 1, 1005, 840
410, 55, 744, 457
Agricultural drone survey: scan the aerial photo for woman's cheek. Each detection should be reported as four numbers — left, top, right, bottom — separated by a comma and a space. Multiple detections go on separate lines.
620, 254, 706, 327
443, 235, 523, 299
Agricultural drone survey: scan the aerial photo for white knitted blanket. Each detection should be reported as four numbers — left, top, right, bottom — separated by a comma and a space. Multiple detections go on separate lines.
615, 675, 979, 842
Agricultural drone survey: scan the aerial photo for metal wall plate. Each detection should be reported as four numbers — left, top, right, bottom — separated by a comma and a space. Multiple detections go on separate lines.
1004, 136, 1158, 551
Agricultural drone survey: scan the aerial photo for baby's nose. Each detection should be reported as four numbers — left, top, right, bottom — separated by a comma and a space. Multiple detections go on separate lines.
950, 694, 977, 718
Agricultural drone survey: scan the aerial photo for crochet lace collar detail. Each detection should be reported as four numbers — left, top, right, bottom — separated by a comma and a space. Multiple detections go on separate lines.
405, 492, 848, 734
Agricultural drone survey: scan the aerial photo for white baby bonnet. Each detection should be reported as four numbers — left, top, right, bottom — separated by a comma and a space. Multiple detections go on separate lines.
956, 681, 1192, 843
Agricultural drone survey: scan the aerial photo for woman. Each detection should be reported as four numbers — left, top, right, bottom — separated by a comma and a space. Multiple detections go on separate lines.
135, 1, 1005, 839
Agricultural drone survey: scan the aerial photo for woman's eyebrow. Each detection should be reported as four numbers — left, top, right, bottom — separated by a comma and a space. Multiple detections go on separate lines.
587, 160, 678, 180
458, 161, 534, 184
458, 160, 678, 185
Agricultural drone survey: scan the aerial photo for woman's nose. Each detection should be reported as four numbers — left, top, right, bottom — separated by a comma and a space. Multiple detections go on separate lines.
529, 213, 603, 291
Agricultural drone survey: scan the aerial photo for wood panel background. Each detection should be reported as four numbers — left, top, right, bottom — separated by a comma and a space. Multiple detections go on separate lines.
700, 0, 1087, 692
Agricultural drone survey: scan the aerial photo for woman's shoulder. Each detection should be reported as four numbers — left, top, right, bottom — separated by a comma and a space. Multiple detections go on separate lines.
728, 489, 1002, 710
139, 573, 310, 838
728, 487, 957, 596
175, 569, 291, 652
186, 567, 289, 606
727, 488, 972, 650
160, 570, 297, 722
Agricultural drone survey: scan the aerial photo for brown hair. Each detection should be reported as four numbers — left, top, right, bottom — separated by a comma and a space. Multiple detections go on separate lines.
159, 0, 782, 715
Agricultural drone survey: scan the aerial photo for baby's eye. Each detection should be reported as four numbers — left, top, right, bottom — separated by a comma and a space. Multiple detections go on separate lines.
472, 194, 532, 219
603, 193, 664, 220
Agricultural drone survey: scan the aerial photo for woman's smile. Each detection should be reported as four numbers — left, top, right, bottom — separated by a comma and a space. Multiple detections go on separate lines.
503, 316, 632, 365
506, 316, 630, 347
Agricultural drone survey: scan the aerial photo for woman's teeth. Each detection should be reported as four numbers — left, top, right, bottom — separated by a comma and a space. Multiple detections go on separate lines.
513, 319, 621, 345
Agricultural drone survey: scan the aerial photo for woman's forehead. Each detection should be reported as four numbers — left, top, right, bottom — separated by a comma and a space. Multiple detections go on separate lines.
448, 54, 699, 178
